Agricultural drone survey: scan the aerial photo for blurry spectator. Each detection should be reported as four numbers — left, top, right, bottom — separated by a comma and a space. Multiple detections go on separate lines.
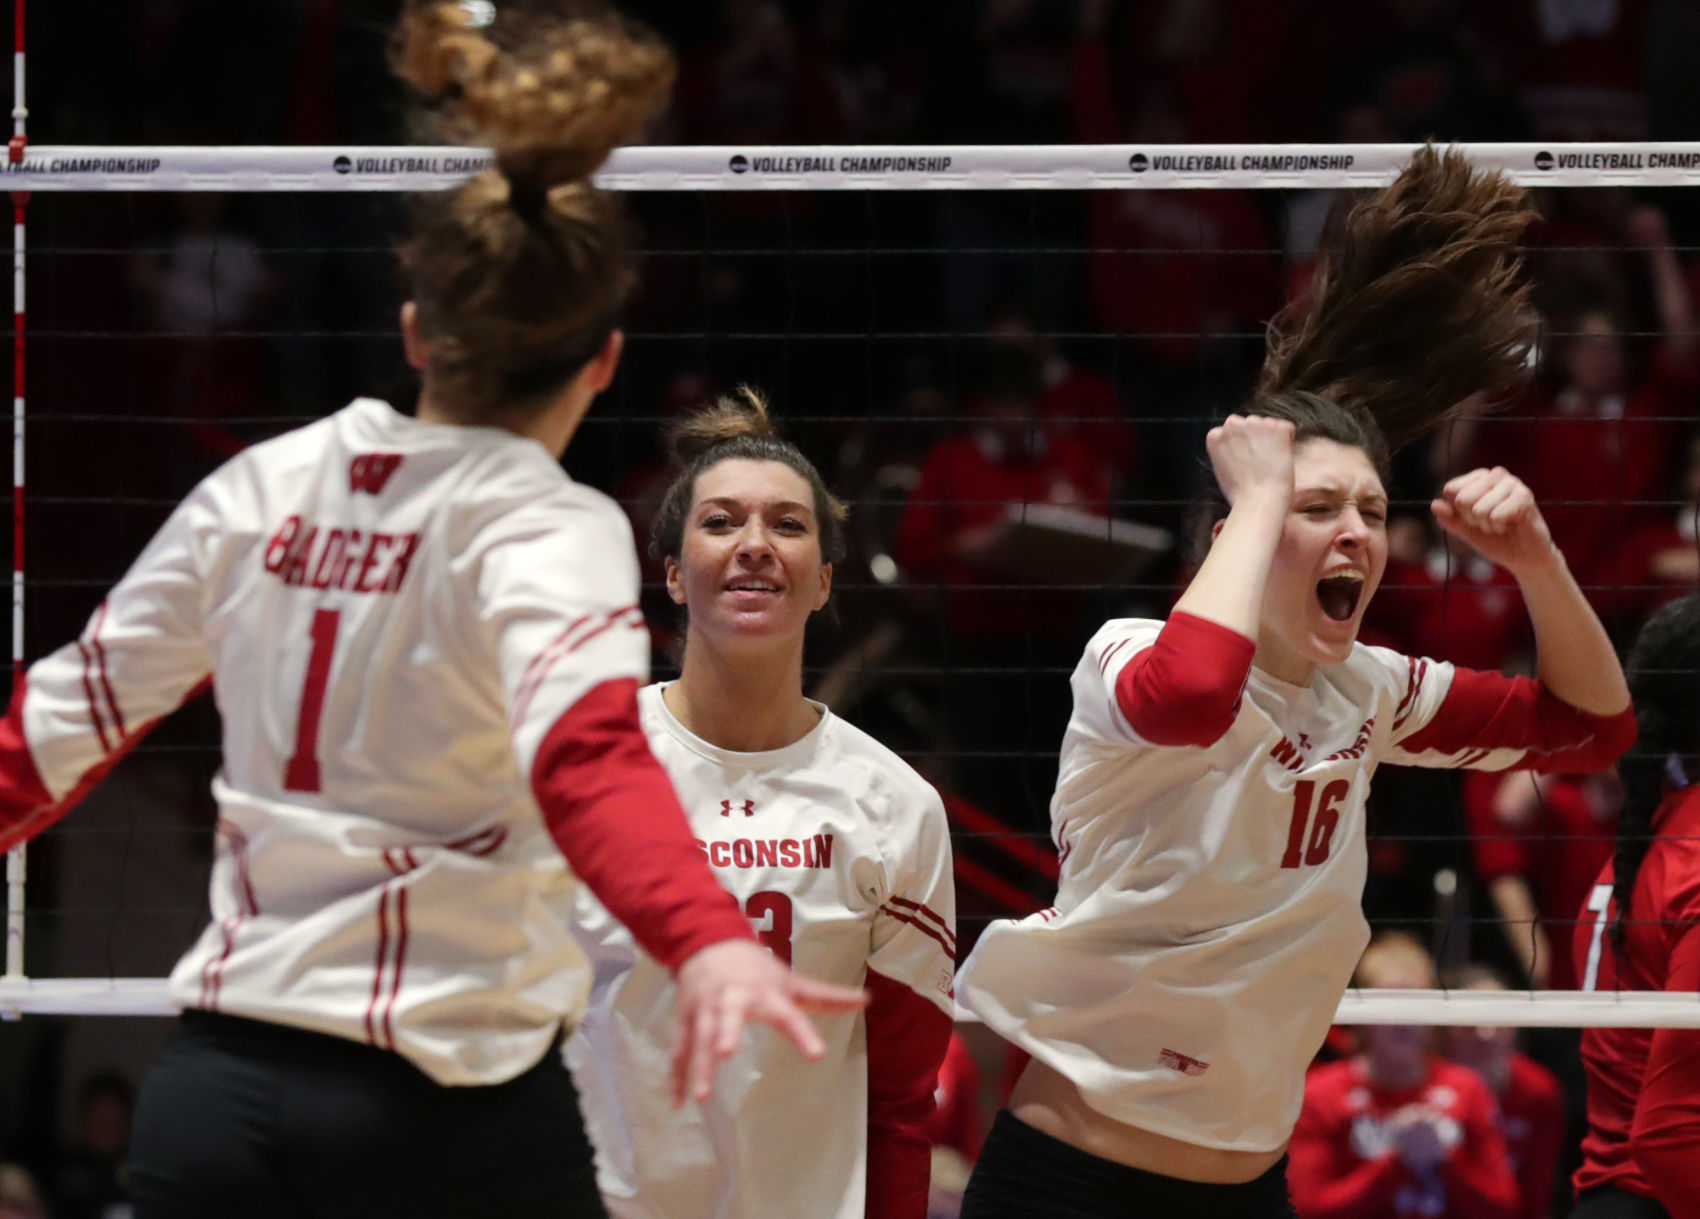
894, 344, 1110, 825
1473, 0, 1648, 140
1466, 205, 1699, 627
986, 300, 1139, 492
673, 0, 846, 144
1369, 515, 1529, 673
1290, 933, 1520, 1219
1617, 425, 1700, 615
1322, 0, 1530, 141
1441, 965, 1566, 1219
128, 194, 277, 468
0, 1165, 47, 1219
52, 1071, 133, 1219
1463, 769, 1620, 990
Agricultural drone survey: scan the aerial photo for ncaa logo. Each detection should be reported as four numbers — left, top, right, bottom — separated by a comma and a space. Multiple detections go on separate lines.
1128, 152, 1149, 173
333, 156, 353, 175
1534, 150, 1554, 171
729, 155, 749, 174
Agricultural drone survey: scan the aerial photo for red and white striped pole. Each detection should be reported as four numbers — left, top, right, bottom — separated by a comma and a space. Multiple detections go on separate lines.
8, 0, 27, 983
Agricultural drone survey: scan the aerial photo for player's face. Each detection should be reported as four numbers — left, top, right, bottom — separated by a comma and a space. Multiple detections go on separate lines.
667, 458, 832, 648
1261, 439, 1388, 678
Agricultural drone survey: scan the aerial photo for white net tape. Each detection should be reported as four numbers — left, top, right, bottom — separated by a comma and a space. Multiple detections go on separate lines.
9, 141, 1700, 192
10, 141, 1694, 1028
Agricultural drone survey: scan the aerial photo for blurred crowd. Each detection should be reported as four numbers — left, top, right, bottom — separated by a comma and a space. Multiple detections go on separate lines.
9, 0, 1700, 1215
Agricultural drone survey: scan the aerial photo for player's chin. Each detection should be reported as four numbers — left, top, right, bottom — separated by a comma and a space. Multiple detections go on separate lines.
1305, 610, 1361, 663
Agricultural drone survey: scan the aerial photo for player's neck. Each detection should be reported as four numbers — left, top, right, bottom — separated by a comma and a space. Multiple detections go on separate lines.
667, 642, 818, 754
414, 380, 590, 460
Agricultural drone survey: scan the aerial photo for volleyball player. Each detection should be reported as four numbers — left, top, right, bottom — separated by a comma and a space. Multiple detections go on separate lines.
566, 391, 956, 1219
0, 6, 863, 1217
955, 147, 1636, 1219
1572, 592, 1700, 1219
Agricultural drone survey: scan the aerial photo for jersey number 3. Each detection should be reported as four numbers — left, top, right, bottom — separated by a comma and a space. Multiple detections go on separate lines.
1282, 779, 1347, 868
284, 609, 341, 793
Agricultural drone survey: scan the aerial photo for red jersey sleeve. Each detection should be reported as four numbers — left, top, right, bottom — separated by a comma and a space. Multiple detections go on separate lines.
1389, 664, 1635, 774
1630, 921, 1700, 1219
1112, 612, 1255, 748
532, 680, 751, 972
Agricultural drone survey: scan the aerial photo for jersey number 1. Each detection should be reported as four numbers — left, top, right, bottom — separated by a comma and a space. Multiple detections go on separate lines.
1282, 779, 1347, 868
284, 609, 341, 793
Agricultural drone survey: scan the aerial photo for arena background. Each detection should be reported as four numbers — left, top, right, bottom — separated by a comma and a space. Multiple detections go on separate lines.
4, 2, 1700, 1216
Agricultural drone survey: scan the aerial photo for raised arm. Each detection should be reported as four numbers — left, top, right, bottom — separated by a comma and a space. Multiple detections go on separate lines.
1432, 466, 1629, 718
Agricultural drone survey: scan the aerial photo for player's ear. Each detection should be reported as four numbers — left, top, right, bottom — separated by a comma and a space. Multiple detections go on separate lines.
664, 555, 687, 606
400, 302, 429, 372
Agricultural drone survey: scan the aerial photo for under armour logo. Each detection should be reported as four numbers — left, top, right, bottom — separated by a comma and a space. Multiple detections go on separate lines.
720, 799, 756, 818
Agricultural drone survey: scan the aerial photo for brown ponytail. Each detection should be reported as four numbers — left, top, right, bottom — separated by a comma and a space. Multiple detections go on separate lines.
1258, 145, 1539, 451
392, 1, 675, 417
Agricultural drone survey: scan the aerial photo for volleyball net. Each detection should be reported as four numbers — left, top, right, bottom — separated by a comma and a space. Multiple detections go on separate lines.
9, 140, 1700, 1028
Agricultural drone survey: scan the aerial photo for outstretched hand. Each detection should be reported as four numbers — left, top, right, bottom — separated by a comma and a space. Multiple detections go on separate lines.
1431, 466, 1557, 577
670, 939, 867, 1108
1206, 414, 1295, 508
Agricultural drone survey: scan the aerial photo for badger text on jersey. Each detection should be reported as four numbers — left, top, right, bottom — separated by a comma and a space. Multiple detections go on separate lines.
696, 834, 836, 870
263, 515, 421, 594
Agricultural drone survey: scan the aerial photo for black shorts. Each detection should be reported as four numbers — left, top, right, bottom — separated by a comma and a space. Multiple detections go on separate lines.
961, 1111, 1297, 1219
1572, 1186, 1673, 1219
130, 1010, 607, 1219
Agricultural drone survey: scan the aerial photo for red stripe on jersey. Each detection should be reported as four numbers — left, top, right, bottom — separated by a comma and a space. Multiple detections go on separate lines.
365, 888, 392, 1048
1098, 637, 1132, 678
888, 895, 956, 955
510, 606, 643, 729
1393, 656, 1428, 731
885, 906, 957, 961
445, 825, 507, 857
216, 820, 260, 917
199, 914, 242, 1011
75, 641, 113, 755
89, 603, 127, 737
380, 886, 410, 1053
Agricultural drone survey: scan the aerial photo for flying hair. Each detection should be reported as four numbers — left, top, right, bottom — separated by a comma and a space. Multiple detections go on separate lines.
391, 1, 675, 417
1258, 145, 1539, 451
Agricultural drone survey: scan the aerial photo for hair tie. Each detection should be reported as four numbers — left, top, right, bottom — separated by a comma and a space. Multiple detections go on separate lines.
506, 174, 549, 223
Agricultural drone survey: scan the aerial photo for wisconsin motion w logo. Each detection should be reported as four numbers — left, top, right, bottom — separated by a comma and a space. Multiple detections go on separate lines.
720, 799, 756, 818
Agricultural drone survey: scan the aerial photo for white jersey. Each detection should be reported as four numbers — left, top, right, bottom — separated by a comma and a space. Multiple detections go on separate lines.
567, 684, 956, 1219
957, 617, 1587, 1153
18, 398, 651, 1085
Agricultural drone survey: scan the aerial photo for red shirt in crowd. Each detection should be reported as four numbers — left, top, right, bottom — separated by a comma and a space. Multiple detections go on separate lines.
1464, 770, 1618, 991
1573, 783, 1700, 1218
1469, 353, 1700, 621
1372, 549, 1528, 674
894, 428, 1110, 642
1291, 1057, 1520, 1219
1490, 1053, 1566, 1219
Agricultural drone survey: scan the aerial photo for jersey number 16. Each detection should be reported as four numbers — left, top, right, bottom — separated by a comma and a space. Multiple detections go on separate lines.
1281, 779, 1347, 868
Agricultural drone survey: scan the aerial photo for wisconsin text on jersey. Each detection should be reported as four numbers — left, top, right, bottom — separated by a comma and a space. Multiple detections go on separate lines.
695, 834, 836, 870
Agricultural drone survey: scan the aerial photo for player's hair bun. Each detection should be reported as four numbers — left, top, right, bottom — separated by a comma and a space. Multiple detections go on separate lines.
666, 386, 782, 465
394, 0, 675, 192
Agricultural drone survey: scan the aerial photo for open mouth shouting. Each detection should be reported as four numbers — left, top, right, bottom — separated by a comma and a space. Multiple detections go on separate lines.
1315, 568, 1366, 624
